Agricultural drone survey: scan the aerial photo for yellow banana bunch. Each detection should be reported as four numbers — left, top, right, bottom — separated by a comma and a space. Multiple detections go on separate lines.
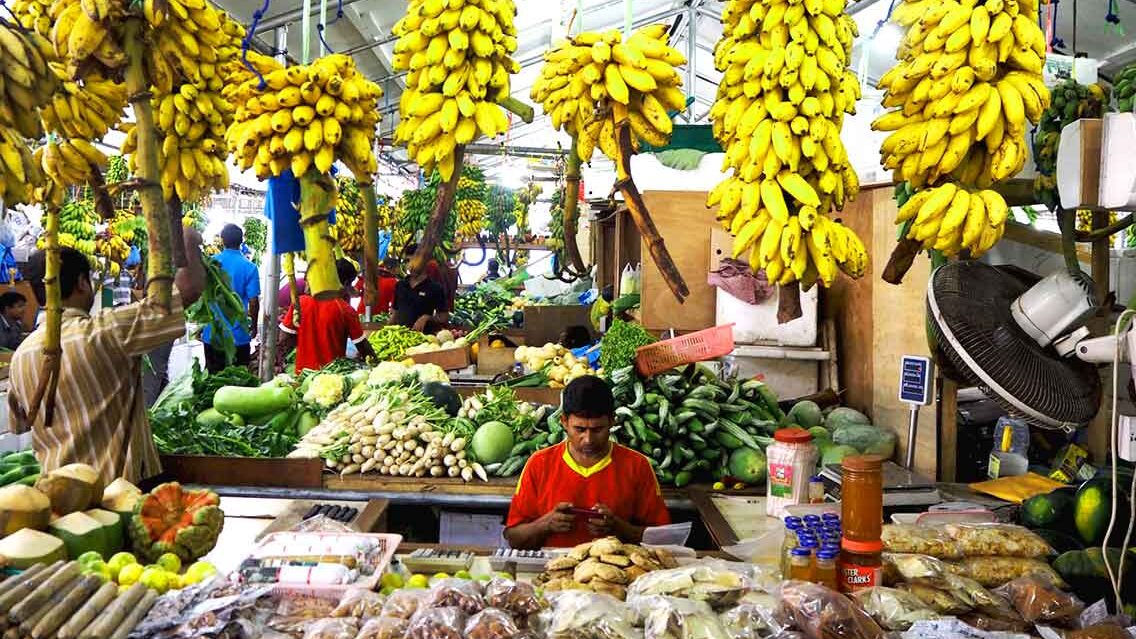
39, 198, 97, 256
0, 23, 57, 138
109, 209, 139, 243
144, 0, 245, 95
39, 65, 126, 140
95, 234, 130, 263
707, 0, 866, 289
532, 24, 688, 162
331, 177, 363, 252
391, 0, 521, 180
35, 136, 107, 187
894, 183, 1009, 257
123, 81, 234, 202
10, 0, 53, 38
874, 0, 1050, 256
226, 54, 382, 180
47, 0, 130, 72
456, 198, 487, 239
0, 128, 45, 205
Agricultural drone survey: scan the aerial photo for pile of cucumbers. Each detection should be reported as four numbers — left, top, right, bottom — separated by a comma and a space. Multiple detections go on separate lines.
0, 450, 40, 487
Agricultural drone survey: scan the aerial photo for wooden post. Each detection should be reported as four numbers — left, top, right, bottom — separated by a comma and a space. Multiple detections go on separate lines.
1087, 210, 1112, 463
361, 181, 380, 313
938, 378, 959, 482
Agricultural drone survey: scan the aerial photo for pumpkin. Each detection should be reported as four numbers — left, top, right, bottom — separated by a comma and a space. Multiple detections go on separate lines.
129, 482, 224, 563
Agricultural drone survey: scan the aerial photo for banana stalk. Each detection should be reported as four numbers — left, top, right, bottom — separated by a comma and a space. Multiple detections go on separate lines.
410, 146, 466, 278
497, 96, 534, 123
123, 17, 173, 309
561, 139, 586, 275
26, 202, 62, 428
167, 196, 187, 268
361, 179, 380, 312
611, 105, 688, 302
298, 170, 340, 297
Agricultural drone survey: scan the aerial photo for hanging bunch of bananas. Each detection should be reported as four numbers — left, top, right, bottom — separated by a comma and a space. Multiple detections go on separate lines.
512, 182, 540, 235
1113, 62, 1136, 113
391, 0, 521, 179
706, 0, 866, 288
455, 198, 488, 239
532, 25, 688, 163
874, 0, 1052, 258
389, 199, 414, 256
38, 197, 98, 256
108, 208, 139, 243
0, 21, 57, 138
453, 165, 489, 239
332, 176, 364, 252
227, 54, 382, 179
95, 232, 130, 264
39, 65, 126, 141
547, 186, 565, 250
1032, 80, 1109, 210
182, 201, 206, 230
35, 136, 107, 187
0, 128, 45, 205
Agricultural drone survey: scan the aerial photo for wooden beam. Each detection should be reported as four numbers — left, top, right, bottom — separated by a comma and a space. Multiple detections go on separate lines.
1087, 211, 1113, 463
937, 378, 959, 482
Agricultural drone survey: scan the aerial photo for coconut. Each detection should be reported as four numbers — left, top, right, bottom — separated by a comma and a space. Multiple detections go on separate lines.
0, 529, 66, 568
102, 478, 143, 528
35, 463, 103, 515
0, 484, 51, 536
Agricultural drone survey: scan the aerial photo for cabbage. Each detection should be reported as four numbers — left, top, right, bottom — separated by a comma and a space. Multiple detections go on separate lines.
411, 364, 449, 384
368, 361, 409, 386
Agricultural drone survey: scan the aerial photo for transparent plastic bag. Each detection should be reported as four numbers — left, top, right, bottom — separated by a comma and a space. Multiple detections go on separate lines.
947, 556, 1068, 589
1066, 623, 1136, 639
302, 618, 359, 639
425, 578, 486, 615
882, 525, 964, 560
382, 589, 429, 620
291, 514, 355, 533
464, 608, 523, 639
997, 575, 1084, 625
719, 594, 787, 639
959, 610, 1030, 634
776, 581, 885, 639
851, 587, 940, 630
626, 559, 757, 609
900, 584, 970, 616
944, 523, 1055, 558
629, 594, 731, 639
485, 577, 548, 618
405, 606, 468, 639
883, 553, 950, 588
355, 616, 410, 639
330, 588, 385, 618
542, 591, 642, 639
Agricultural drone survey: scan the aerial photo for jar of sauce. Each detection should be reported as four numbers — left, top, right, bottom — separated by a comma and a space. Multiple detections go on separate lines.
788, 547, 814, 582
839, 455, 883, 593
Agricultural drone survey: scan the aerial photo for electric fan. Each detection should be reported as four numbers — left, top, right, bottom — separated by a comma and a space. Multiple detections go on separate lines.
926, 261, 1104, 430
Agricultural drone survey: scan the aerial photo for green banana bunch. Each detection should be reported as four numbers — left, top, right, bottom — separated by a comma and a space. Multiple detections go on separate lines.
1115, 63, 1136, 113
1032, 80, 1109, 210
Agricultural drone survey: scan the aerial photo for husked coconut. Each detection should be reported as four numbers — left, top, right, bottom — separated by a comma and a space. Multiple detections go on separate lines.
36, 463, 103, 515
0, 484, 51, 535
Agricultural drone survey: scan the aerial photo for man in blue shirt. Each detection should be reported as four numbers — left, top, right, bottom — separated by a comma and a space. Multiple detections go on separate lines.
203, 224, 261, 372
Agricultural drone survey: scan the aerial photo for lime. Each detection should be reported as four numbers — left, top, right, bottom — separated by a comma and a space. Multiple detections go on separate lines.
432, 572, 450, 581
380, 572, 404, 589
139, 567, 171, 593
184, 561, 218, 584
407, 574, 429, 589
156, 553, 182, 574
712, 481, 726, 491
117, 563, 145, 586
76, 551, 103, 567
454, 570, 472, 580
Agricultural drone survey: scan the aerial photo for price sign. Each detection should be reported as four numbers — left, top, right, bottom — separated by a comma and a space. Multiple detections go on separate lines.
899, 356, 933, 406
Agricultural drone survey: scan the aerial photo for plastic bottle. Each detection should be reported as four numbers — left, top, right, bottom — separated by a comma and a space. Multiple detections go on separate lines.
766, 428, 819, 517
988, 417, 1030, 478
839, 455, 883, 593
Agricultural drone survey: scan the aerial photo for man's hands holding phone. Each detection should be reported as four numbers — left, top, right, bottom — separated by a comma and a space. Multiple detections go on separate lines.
537, 502, 577, 534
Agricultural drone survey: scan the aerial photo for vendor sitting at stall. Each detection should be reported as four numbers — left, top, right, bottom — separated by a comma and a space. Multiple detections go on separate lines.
505, 376, 670, 549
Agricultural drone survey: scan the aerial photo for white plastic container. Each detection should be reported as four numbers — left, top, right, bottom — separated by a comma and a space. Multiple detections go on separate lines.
766, 428, 819, 517
717, 286, 818, 346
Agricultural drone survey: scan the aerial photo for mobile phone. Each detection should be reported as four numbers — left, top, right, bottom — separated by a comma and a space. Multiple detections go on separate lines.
569, 508, 603, 518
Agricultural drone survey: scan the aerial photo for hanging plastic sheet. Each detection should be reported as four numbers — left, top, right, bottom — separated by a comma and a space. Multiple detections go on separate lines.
264, 168, 336, 254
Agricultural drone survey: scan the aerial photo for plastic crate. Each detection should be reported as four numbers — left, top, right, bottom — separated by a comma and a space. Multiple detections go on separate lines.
634, 324, 735, 376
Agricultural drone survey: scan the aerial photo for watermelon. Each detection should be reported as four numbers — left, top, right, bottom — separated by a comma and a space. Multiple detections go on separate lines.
1020, 487, 1076, 529
822, 445, 860, 467
785, 401, 823, 428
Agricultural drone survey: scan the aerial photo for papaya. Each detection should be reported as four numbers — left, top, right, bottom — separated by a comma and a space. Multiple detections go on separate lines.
1075, 476, 1130, 545
1021, 486, 1076, 529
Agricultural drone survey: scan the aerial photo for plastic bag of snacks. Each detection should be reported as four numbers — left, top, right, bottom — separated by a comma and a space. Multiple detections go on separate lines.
355, 616, 410, 639
899, 584, 970, 616
425, 578, 486, 615
850, 587, 940, 630
629, 595, 731, 639
943, 523, 1054, 558
997, 575, 1084, 625
464, 608, 523, 639
539, 591, 642, 639
381, 589, 429, 620
718, 592, 787, 639
406, 606, 469, 639
775, 581, 885, 639
301, 618, 359, 639
485, 577, 548, 618
881, 525, 964, 560
882, 553, 950, 587
946, 556, 1067, 589
626, 560, 757, 609
330, 588, 385, 618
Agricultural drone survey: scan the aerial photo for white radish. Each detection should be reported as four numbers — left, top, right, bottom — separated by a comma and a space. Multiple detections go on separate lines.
456, 450, 466, 460
458, 459, 468, 469
461, 467, 474, 482
444, 454, 456, 467
414, 446, 425, 458
448, 466, 461, 478
361, 458, 378, 473
442, 432, 455, 447
430, 466, 444, 477
342, 464, 360, 475
451, 438, 466, 452
472, 463, 488, 482
399, 463, 412, 476
362, 445, 375, 458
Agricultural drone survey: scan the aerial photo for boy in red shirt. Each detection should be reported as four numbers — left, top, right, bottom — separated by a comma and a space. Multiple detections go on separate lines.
280, 259, 376, 373
505, 376, 670, 548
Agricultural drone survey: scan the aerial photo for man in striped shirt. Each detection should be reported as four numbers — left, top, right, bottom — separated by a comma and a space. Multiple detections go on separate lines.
8, 229, 205, 486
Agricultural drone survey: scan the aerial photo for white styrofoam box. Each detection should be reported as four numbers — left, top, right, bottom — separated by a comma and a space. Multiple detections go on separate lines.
627, 153, 730, 193
0, 431, 32, 451
730, 356, 819, 399
1044, 54, 1099, 87
439, 511, 506, 547
1113, 248, 1136, 306
717, 285, 818, 346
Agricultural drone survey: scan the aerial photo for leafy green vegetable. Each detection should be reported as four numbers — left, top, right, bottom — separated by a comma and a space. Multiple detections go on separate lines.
600, 319, 656, 373
185, 248, 250, 366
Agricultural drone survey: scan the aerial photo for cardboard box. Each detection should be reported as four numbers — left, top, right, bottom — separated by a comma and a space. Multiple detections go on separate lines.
523, 305, 592, 346
409, 345, 470, 370
476, 333, 523, 376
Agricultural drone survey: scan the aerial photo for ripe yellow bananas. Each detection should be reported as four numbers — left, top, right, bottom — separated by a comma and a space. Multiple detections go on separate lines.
533, 24, 687, 163
874, 0, 1050, 193
0, 24, 57, 138
226, 55, 383, 180
36, 137, 107, 187
895, 182, 1009, 257
707, 0, 866, 290
392, 0, 521, 180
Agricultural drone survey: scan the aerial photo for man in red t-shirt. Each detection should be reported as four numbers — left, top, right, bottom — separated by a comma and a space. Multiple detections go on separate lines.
279, 260, 376, 373
505, 376, 670, 549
